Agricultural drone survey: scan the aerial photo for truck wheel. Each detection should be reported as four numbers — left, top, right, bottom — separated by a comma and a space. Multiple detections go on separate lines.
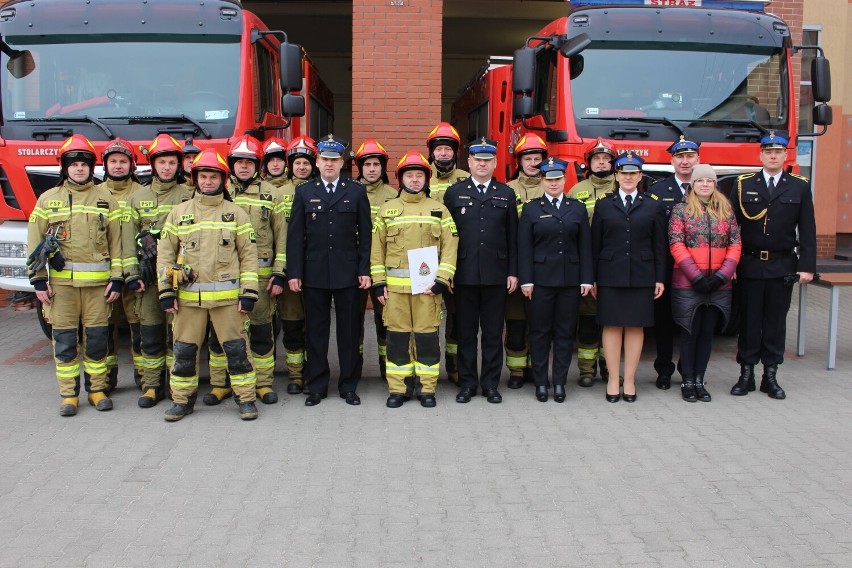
35, 299, 52, 339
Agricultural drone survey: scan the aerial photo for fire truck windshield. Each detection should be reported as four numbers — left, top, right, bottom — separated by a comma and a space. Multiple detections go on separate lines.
570, 43, 788, 139
1, 35, 240, 125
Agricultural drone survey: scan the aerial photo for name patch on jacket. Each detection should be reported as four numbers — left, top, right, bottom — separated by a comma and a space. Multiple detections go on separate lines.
97, 201, 110, 209
222, 213, 235, 222
260, 194, 272, 202
431, 210, 443, 218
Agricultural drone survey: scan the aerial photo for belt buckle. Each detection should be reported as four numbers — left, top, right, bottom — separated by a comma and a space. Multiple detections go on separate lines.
759, 250, 769, 261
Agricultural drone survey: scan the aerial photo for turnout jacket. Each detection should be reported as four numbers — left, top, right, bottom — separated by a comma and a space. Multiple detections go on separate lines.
99, 177, 143, 275
230, 176, 287, 280
122, 179, 193, 281
444, 178, 518, 285
370, 190, 458, 294
286, 177, 372, 289
429, 165, 467, 203
28, 180, 123, 287
157, 192, 258, 308
566, 174, 615, 223
731, 170, 816, 279
508, 174, 544, 216
518, 195, 593, 288
361, 179, 398, 221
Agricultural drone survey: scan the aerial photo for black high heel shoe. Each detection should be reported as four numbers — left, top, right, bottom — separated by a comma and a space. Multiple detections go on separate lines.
605, 391, 620, 403
622, 389, 637, 403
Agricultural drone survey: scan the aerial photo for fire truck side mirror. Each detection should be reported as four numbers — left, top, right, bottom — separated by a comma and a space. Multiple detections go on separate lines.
512, 47, 536, 95
813, 103, 832, 127
5, 49, 33, 79
279, 42, 303, 93
558, 34, 590, 59
811, 56, 831, 103
512, 96, 535, 120
282, 93, 305, 118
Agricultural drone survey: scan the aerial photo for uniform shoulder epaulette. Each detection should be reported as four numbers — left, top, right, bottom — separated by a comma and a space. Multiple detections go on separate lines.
598, 192, 611, 200
648, 193, 659, 200
789, 172, 809, 182
566, 196, 581, 203
457, 175, 468, 182
737, 172, 757, 180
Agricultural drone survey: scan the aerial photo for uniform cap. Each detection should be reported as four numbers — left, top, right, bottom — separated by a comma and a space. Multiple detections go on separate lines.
317, 134, 347, 159
614, 151, 644, 172
468, 137, 498, 160
760, 131, 789, 149
537, 157, 568, 179
667, 136, 700, 156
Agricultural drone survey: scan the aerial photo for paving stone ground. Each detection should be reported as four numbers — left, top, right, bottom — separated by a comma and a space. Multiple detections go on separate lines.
0, 285, 850, 567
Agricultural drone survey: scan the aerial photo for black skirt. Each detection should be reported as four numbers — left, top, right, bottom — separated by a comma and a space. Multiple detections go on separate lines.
596, 286, 655, 327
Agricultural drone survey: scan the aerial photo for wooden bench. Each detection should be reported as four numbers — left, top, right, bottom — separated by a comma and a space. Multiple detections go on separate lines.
796, 273, 852, 370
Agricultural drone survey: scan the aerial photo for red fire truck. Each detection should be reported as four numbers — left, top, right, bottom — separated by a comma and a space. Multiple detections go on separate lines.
452, 0, 831, 189
0, 0, 333, 294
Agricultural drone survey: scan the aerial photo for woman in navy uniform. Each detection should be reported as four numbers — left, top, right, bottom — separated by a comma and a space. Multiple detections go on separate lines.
519, 158, 593, 403
730, 132, 815, 399
591, 152, 666, 403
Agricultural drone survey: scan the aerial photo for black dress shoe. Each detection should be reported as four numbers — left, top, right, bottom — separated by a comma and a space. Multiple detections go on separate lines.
535, 385, 548, 402
606, 391, 620, 403
655, 374, 672, 390
304, 392, 327, 406
341, 391, 361, 406
418, 394, 436, 408
386, 393, 409, 408
483, 388, 502, 404
553, 385, 566, 403
507, 375, 524, 389
456, 388, 476, 403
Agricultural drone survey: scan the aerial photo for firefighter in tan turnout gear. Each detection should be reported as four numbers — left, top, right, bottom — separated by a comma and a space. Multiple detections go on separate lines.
28, 134, 124, 416
158, 150, 259, 421
566, 138, 617, 386
205, 135, 286, 406
426, 122, 467, 384
124, 134, 193, 408
355, 139, 398, 378
99, 137, 144, 391
504, 134, 547, 389
371, 151, 458, 408
274, 135, 317, 394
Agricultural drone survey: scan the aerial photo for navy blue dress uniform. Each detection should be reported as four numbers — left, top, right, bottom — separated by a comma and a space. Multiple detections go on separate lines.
592, 153, 667, 327
646, 136, 700, 388
730, 132, 816, 399
444, 139, 518, 402
518, 159, 593, 401
286, 136, 373, 402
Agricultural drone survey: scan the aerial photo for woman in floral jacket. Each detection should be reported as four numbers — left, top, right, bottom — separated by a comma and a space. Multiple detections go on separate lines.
669, 164, 741, 402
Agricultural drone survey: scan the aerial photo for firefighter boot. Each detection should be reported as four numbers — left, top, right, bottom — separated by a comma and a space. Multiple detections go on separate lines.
760, 365, 785, 400
730, 364, 755, 396
256, 387, 278, 404
164, 394, 197, 422
59, 397, 78, 417
88, 392, 113, 411
577, 348, 596, 387
237, 398, 259, 420
137, 387, 165, 408
203, 387, 233, 406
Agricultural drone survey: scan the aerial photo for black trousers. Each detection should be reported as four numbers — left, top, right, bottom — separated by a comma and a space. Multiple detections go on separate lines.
679, 305, 720, 375
455, 284, 507, 390
653, 285, 679, 376
527, 285, 580, 387
303, 285, 362, 395
737, 277, 794, 366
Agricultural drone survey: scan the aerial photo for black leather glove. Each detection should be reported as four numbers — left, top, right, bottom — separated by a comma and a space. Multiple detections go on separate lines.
127, 278, 143, 292
33, 280, 48, 292
159, 297, 176, 311
106, 280, 123, 295
707, 274, 726, 293
430, 281, 448, 295
239, 297, 256, 313
270, 275, 287, 289
136, 230, 159, 260
691, 276, 712, 294
139, 258, 157, 286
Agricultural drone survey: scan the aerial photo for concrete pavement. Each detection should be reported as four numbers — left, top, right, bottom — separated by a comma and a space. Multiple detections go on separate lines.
0, 285, 850, 567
